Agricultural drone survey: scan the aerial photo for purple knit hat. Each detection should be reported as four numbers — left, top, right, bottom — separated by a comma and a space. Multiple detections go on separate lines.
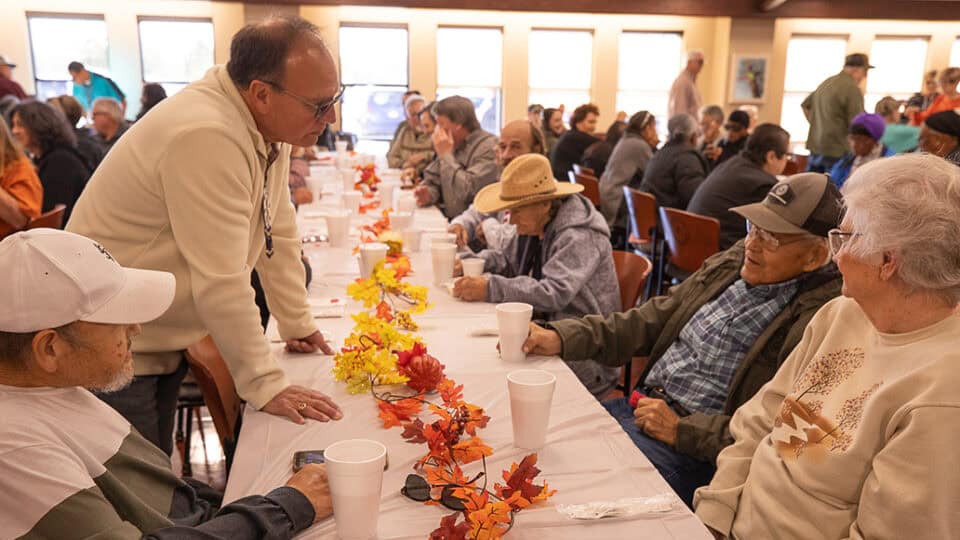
850, 112, 886, 141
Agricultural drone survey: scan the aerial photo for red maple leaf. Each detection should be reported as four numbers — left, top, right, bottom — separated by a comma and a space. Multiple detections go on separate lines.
400, 419, 427, 444
395, 342, 428, 368
429, 512, 470, 540
494, 453, 546, 501
376, 397, 423, 428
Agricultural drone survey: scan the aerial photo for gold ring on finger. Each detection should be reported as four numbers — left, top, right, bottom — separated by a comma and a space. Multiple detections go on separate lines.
297, 401, 307, 411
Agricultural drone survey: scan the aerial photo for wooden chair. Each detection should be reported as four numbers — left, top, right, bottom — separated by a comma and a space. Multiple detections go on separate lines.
24, 204, 66, 230
657, 207, 720, 293
572, 164, 595, 177
624, 188, 662, 299
567, 171, 601, 207
183, 336, 244, 477
612, 250, 653, 395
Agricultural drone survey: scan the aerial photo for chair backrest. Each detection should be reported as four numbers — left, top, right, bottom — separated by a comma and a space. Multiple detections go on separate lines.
25, 204, 66, 230
658, 207, 720, 273
624, 188, 658, 243
572, 164, 595, 177
184, 336, 242, 453
569, 172, 601, 206
612, 250, 653, 311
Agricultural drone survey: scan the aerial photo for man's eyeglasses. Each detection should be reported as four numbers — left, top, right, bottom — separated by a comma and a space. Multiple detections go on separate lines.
827, 228, 859, 257
262, 81, 344, 118
746, 221, 810, 252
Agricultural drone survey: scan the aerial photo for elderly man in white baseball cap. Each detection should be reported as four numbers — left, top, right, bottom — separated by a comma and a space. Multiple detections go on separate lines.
0, 229, 332, 539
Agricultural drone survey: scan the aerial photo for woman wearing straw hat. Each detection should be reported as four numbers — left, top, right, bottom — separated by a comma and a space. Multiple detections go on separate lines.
452, 153, 621, 398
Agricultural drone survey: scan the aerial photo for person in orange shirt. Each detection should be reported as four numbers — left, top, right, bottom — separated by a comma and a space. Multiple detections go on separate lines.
0, 118, 42, 238
910, 67, 960, 125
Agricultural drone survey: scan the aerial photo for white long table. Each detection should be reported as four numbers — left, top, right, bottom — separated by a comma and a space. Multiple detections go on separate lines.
223, 174, 711, 539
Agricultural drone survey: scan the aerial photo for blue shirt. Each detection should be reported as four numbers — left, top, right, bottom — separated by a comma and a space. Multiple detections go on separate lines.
646, 277, 799, 414
72, 72, 124, 110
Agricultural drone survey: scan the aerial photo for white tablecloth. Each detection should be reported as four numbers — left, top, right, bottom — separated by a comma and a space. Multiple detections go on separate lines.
223, 170, 710, 539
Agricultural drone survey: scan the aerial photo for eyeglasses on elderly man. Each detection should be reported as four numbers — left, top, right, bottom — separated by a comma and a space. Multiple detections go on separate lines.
0, 229, 335, 538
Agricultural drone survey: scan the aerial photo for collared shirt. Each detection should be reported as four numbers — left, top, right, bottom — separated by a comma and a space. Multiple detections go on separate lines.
646, 277, 800, 414
668, 70, 702, 118
421, 128, 498, 220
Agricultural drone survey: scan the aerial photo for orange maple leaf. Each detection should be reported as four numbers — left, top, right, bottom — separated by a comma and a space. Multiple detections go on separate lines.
467, 500, 513, 540
451, 437, 493, 465
437, 378, 464, 404
377, 397, 423, 429
375, 301, 394, 322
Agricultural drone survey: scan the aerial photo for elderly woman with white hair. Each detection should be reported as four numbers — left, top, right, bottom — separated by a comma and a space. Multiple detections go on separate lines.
386, 92, 433, 173
695, 153, 960, 539
639, 113, 709, 211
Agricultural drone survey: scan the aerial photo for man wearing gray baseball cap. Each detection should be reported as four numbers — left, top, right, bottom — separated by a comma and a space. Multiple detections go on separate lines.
522, 172, 843, 507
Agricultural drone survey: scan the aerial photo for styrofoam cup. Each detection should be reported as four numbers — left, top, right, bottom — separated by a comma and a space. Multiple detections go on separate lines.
304, 176, 323, 201
507, 369, 556, 449
461, 258, 485, 277
324, 438, 387, 540
431, 243, 457, 286
342, 191, 362, 214
429, 233, 457, 248
379, 181, 401, 209
359, 242, 388, 277
396, 192, 417, 213
390, 211, 414, 231
401, 229, 422, 252
335, 140, 349, 156
323, 210, 352, 248
341, 168, 356, 192
496, 302, 533, 362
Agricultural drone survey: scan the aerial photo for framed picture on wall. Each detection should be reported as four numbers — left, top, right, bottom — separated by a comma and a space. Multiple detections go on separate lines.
730, 55, 769, 103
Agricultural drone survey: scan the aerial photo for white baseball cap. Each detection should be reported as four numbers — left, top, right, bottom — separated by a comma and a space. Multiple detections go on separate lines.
0, 229, 175, 333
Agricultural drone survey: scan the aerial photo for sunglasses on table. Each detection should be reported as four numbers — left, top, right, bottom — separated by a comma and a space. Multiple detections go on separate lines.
401, 473, 469, 511
262, 80, 345, 118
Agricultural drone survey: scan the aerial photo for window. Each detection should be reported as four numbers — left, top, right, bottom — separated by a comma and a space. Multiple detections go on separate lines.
436, 27, 502, 134
617, 32, 683, 136
865, 37, 929, 114
528, 30, 593, 115
950, 38, 960, 67
780, 36, 848, 145
27, 14, 109, 102
339, 25, 408, 154
138, 18, 214, 97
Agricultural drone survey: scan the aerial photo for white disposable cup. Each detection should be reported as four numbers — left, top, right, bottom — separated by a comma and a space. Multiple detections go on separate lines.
324, 438, 387, 540
323, 210, 352, 248
390, 211, 414, 231
496, 302, 533, 362
342, 191, 362, 214
359, 242, 389, 277
507, 369, 556, 449
379, 181, 401, 209
304, 176, 323, 201
335, 140, 349, 156
401, 229, 422, 252
461, 258, 485, 277
431, 243, 457, 286
396, 192, 417, 213
429, 233, 457, 247
341, 168, 356, 192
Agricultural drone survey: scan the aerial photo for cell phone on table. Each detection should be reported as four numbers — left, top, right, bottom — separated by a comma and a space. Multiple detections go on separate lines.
293, 450, 325, 472
292, 449, 389, 472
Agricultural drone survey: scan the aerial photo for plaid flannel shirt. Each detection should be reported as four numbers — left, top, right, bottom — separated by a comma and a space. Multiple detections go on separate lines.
645, 277, 799, 414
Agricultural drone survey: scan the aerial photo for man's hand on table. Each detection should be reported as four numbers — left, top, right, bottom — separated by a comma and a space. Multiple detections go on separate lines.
521, 323, 562, 356
413, 185, 433, 207
286, 463, 333, 523
633, 398, 679, 446
262, 385, 343, 424
286, 330, 333, 355
452, 276, 487, 301
449, 223, 468, 248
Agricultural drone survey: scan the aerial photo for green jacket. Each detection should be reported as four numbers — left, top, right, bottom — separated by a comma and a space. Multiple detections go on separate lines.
547, 240, 841, 463
802, 71, 865, 158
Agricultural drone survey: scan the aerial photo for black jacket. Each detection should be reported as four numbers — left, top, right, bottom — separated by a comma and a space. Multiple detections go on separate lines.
550, 129, 598, 181
687, 153, 777, 250
36, 145, 92, 225
74, 128, 105, 173
639, 140, 709, 211
712, 136, 746, 169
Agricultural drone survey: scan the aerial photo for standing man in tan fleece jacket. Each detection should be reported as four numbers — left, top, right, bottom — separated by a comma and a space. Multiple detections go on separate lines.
67, 17, 344, 455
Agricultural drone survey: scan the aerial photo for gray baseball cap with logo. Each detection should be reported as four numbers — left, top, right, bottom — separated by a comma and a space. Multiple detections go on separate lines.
731, 173, 842, 237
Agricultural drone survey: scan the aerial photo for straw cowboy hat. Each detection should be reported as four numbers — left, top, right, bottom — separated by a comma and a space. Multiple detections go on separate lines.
474, 154, 583, 213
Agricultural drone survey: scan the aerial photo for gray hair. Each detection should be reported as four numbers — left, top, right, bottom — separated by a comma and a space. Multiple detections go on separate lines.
434, 95, 480, 132
92, 97, 123, 122
667, 113, 698, 143
700, 105, 724, 123
842, 153, 960, 304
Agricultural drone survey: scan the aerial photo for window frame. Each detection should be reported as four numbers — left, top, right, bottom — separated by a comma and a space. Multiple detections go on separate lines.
527, 28, 595, 110
136, 16, 216, 91
26, 12, 110, 100
779, 34, 850, 144
337, 23, 411, 142
615, 30, 684, 136
864, 34, 931, 112
435, 25, 504, 133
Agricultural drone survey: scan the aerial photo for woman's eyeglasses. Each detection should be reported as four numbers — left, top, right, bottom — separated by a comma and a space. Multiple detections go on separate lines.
263, 81, 345, 118
827, 228, 859, 257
